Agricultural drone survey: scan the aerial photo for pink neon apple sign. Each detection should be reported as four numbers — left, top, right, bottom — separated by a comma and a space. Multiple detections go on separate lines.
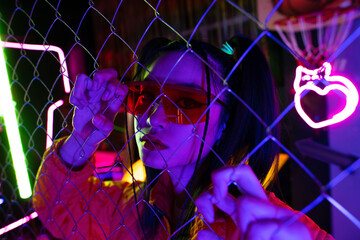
294, 62, 359, 129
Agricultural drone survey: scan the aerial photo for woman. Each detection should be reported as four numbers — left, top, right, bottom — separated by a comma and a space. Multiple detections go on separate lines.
33, 36, 333, 239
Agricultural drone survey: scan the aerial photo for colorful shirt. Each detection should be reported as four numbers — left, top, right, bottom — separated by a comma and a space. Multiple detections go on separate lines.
33, 138, 334, 239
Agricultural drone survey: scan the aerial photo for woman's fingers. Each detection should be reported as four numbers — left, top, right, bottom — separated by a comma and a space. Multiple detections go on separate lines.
195, 191, 216, 223
88, 69, 117, 104
104, 82, 128, 114
244, 220, 281, 240
210, 167, 232, 200
197, 165, 268, 227
69, 69, 126, 146
235, 196, 311, 240
196, 189, 237, 224
92, 68, 117, 91
71, 69, 127, 123
83, 83, 127, 146
243, 218, 311, 240
79, 113, 115, 147
197, 230, 223, 240
80, 114, 114, 146
198, 165, 312, 240
236, 196, 292, 233
212, 165, 267, 203
71, 69, 120, 108
70, 74, 91, 108
269, 219, 311, 240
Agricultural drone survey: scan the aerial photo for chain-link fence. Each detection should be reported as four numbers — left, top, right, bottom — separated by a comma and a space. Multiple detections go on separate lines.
0, 0, 360, 239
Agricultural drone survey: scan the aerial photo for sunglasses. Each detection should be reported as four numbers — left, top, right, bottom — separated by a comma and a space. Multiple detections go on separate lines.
124, 81, 225, 125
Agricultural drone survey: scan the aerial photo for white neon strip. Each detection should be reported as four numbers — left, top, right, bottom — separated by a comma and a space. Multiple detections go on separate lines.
0, 43, 32, 199
46, 100, 64, 149
0, 212, 38, 236
0, 41, 71, 93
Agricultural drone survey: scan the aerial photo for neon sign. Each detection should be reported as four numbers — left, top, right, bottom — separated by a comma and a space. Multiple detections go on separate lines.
0, 212, 38, 236
0, 41, 71, 93
0, 41, 71, 198
46, 100, 64, 148
294, 62, 359, 129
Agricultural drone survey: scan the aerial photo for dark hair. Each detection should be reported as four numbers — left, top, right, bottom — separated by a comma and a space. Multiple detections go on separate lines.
128, 35, 280, 239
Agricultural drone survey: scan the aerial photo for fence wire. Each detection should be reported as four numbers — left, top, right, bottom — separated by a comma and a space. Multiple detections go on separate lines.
0, 0, 359, 239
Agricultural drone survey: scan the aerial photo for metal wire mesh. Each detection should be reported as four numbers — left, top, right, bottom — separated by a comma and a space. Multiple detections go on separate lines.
0, 0, 359, 239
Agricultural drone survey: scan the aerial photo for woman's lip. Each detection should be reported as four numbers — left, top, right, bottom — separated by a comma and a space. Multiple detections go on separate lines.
141, 135, 168, 150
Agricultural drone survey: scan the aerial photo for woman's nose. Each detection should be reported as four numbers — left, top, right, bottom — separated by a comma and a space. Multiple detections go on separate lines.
146, 100, 169, 128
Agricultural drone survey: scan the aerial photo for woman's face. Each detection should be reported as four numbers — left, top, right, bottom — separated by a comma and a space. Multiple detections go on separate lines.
134, 51, 225, 170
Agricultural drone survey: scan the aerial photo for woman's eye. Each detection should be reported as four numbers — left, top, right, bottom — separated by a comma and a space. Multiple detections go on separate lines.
175, 97, 204, 109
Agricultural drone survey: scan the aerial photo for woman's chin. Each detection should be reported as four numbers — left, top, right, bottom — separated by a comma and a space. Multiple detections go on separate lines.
141, 156, 168, 170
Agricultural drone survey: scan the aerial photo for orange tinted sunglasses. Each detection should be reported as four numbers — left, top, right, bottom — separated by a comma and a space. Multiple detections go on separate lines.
124, 81, 225, 125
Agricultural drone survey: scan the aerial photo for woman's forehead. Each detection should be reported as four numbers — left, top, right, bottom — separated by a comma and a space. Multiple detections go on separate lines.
146, 51, 207, 88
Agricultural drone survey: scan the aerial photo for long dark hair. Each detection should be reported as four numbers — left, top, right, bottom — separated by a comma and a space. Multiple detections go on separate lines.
128, 35, 280, 239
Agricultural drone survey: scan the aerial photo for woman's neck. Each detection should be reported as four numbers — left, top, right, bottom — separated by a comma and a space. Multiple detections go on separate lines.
167, 162, 197, 195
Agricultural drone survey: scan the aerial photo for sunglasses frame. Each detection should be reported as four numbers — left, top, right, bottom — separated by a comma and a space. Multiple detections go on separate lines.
123, 81, 226, 125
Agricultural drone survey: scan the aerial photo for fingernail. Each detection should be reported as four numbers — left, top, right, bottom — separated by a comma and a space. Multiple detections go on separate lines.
207, 212, 214, 223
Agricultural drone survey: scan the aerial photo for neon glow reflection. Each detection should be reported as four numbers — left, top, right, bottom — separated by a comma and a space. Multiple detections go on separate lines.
294, 62, 359, 129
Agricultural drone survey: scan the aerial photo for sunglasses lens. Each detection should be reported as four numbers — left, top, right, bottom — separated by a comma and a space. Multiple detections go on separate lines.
125, 82, 212, 125
163, 89, 208, 124
126, 85, 155, 115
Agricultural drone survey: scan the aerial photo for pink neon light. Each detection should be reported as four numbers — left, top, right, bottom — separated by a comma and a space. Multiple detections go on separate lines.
294, 62, 359, 128
0, 41, 71, 93
0, 42, 69, 231
0, 212, 38, 236
46, 100, 64, 149
1, 41, 71, 149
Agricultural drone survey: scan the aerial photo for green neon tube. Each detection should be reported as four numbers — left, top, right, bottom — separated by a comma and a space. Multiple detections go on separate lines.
0, 43, 32, 199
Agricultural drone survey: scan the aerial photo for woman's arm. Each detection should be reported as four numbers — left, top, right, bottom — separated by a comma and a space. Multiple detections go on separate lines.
33, 139, 132, 239
33, 69, 129, 239
59, 69, 128, 167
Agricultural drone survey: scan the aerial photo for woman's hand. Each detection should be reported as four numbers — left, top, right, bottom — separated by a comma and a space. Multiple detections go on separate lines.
195, 165, 312, 240
59, 69, 128, 166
